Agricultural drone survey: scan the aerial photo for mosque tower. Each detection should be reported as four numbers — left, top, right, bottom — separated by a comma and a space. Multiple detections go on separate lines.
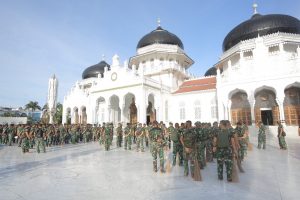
48, 74, 58, 124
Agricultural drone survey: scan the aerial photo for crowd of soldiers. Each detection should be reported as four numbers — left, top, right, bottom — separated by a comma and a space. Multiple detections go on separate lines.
0, 119, 288, 182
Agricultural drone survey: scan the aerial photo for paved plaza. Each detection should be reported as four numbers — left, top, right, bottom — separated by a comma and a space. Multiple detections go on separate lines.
0, 132, 300, 200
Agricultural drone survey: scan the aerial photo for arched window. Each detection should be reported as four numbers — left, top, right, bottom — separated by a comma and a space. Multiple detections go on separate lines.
211, 97, 218, 118
194, 100, 201, 119
179, 101, 185, 120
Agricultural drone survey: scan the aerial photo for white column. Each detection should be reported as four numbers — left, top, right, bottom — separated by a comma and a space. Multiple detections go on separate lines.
277, 96, 285, 124
228, 100, 232, 122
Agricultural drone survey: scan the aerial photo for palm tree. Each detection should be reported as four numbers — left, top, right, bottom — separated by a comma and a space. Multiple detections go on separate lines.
25, 101, 41, 112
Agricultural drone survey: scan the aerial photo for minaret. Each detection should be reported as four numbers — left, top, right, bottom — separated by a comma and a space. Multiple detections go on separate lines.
48, 74, 58, 124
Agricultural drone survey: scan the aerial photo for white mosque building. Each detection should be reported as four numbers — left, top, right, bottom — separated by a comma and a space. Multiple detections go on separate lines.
63, 5, 300, 128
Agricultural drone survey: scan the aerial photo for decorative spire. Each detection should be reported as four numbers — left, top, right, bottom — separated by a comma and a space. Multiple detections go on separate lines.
157, 18, 161, 27
253, 3, 258, 14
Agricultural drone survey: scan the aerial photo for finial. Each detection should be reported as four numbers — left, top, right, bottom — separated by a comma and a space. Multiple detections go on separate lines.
102, 54, 105, 61
253, 3, 258, 14
157, 18, 161, 27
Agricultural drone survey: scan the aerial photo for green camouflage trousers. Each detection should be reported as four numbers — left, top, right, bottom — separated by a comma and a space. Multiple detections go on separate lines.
238, 140, 247, 161
136, 136, 144, 152
216, 148, 233, 180
124, 136, 132, 150
36, 138, 46, 153
105, 137, 111, 151
21, 138, 30, 153
278, 136, 287, 149
152, 143, 164, 172
258, 133, 266, 149
116, 135, 122, 147
172, 142, 183, 166
183, 149, 196, 176
8, 133, 13, 146
197, 142, 206, 168
206, 140, 213, 162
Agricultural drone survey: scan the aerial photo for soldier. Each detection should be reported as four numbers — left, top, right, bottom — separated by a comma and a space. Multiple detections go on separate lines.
104, 124, 112, 151
116, 123, 123, 147
277, 121, 287, 150
149, 121, 167, 173
180, 121, 197, 177
17, 124, 25, 147
213, 120, 236, 182
194, 122, 206, 169
143, 123, 149, 147
7, 124, 15, 146
21, 126, 30, 153
135, 123, 145, 152
35, 124, 46, 153
124, 123, 132, 150
236, 121, 247, 161
257, 121, 266, 149
206, 123, 214, 163
169, 122, 183, 166
0, 124, 3, 144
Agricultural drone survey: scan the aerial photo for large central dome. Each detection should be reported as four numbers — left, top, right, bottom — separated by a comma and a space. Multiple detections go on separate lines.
82, 60, 110, 79
137, 26, 184, 50
223, 13, 300, 51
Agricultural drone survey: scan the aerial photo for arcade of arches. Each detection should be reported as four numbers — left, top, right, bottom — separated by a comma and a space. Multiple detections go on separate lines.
230, 91, 252, 125
284, 86, 300, 125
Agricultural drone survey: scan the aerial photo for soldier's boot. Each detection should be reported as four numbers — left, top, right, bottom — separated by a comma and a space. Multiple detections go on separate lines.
153, 161, 158, 172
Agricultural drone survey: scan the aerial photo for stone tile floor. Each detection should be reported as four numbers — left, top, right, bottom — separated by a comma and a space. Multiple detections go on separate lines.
0, 133, 300, 200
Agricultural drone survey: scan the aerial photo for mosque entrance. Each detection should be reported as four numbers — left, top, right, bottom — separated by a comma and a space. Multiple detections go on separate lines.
254, 87, 279, 125
261, 109, 273, 125
129, 98, 137, 124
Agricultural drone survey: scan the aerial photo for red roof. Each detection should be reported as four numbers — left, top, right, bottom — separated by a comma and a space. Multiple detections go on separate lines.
173, 77, 216, 94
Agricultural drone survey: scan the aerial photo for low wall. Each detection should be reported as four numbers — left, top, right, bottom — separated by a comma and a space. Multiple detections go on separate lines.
0, 117, 27, 124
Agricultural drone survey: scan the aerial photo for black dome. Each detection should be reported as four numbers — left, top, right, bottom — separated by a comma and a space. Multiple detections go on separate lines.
137, 26, 184, 49
223, 14, 300, 51
204, 67, 217, 76
82, 60, 110, 79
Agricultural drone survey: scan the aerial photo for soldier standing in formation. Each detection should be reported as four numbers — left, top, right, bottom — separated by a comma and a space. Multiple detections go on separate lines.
116, 123, 123, 147
35, 124, 46, 153
257, 121, 266, 149
149, 121, 167, 173
124, 123, 132, 150
168, 122, 183, 166
277, 121, 287, 150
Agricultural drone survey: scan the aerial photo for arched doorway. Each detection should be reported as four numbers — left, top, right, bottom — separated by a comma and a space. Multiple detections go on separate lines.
230, 90, 252, 125
96, 97, 105, 124
284, 84, 300, 125
147, 94, 156, 124
81, 106, 87, 124
124, 93, 137, 124
73, 107, 79, 124
110, 95, 121, 124
254, 87, 279, 125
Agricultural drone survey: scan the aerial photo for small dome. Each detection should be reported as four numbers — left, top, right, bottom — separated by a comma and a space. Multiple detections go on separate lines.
204, 67, 217, 76
223, 13, 300, 51
137, 26, 184, 49
82, 60, 110, 79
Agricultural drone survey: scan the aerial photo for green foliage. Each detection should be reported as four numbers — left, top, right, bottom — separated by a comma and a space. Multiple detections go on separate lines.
25, 101, 41, 111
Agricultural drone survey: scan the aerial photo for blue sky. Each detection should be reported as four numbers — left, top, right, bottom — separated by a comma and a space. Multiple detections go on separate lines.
0, 0, 299, 108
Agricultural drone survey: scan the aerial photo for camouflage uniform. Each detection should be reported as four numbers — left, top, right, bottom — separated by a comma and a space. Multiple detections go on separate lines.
258, 124, 266, 149
21, 129, 30, 153
169, 125, 183, 166
182, 128, 197, 177
116, 124, 123, 147
136, 124, 144, 152
7, 125, 14, 146
35, 127, 46, 153
278, 124, 287, 149
104, 125, 112, 151
236, 126, 247, 161
124, 124, 132, 150
215, 128, 233, 181
149, 126, 166, 172
206, 125, 214, 162
195, 125, 206, 169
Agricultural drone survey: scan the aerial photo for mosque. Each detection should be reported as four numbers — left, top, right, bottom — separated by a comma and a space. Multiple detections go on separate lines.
62, 4, 300, 128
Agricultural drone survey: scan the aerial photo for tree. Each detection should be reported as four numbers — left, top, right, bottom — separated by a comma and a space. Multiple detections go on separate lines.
54, 102, 63, 124
25, 101, 41, 112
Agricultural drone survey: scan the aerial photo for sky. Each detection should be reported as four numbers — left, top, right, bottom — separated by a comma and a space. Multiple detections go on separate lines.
0, 0, 300, 108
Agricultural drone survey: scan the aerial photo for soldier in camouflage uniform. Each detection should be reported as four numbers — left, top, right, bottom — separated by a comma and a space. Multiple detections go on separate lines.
143, 123, 149, 147
35, 124, 46, 153
7, 124, 15, 146
135, 123, 145, 152
124, 123, 132, 150
104, 124, 112, 151
180, 121, 197, 177
169, 122, 183, 166
149, 121, 166, 173
236, 121, 247, 161
205, 123, 214, 162
213, 120, 235, 181
194, 122, 206, 169
116, 123, 123, 147
257, 121, 266, 149
21, 126, 30, 153
0, 124, 3, 144
17, 124, 25, 147
277, 121, 287, 150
